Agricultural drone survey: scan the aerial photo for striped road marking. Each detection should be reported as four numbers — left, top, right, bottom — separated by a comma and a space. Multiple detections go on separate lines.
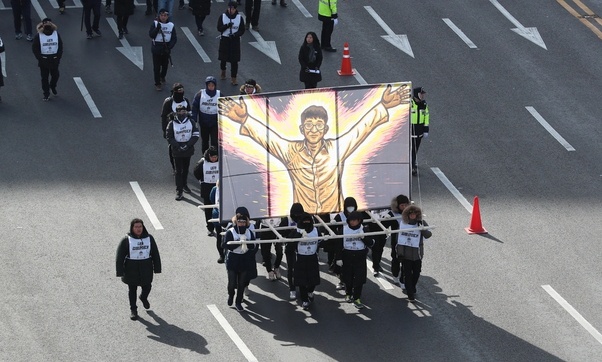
129, 181, 164, 230
73, 77, 102, 118
431, 167, 473, 212
525, 106, 575, 151
208, 304, 258, 362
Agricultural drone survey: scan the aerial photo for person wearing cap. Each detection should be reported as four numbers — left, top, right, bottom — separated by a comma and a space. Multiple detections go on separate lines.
239, 79, 262, 95
161, 83, 191, 173
395, 205, 432, 302
116, 218, 162, 321
166, 105, 200, 200
82, 0, 103, 39
410, 87, 430, 176
11, 0, 33, 41
334, 210, 374, 309
223, 207, 258, 312
217, 1, 245, 86
289, 212, 322, 311
32, 18, 63, 101
191, 76, 221, 154
298, 32, 322, 89
318, 0, 337, 52
193, 146, 220, 236
188, 0, 211, 36
149, 9, 178, 90
114, 0, 135, 39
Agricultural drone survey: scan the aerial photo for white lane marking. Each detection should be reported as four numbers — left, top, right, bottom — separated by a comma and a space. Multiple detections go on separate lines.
352, 69, 367, 85
442, 18, 477, 49
31, 0, 47, 22
181, 27, 212, 63
364, 5, 414, 58
525, 106, 575, 151
542, 285, 602, 345
367, 261, 394, 290
1, 52, 6, 78
431, 167, 472, 212
489, 0, 547, 49
129, 181, 164, 230
73, 77, 102, 118
207, 304, 258, 362
291, 0, 312, 18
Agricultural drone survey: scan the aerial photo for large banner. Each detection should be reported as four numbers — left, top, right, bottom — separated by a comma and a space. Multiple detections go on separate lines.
218, 82, 411, 221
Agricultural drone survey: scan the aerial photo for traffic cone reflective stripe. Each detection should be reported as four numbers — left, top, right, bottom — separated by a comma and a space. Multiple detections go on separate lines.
465, 196, 487, 234
337, 42, 355, 76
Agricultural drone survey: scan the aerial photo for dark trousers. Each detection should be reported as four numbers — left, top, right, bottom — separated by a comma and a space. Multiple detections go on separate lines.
402, 259, 422, 295
341, 249, 367, 300
371, 236, 386, 272
11, 0, 32, 35
245, 0, 261, 27
227, 269, 249, 304
220, 60, 238, 78
199, 124, 218, 155
261, 242, 283, 272
391, 251, 404, 285
411, 135, 423, 168
168, 144, 175, 171
128, 284, 151, 312
105, 0, 112, 6
40, 66, 60, 97
285, 249, 296, 291
84, 0, 102, 34
200, 182, 215, 232
116, 15, 130, 33
174, 156, 191, 192
152, 53, 170, 85
146, 0, 158, 13
304, 81, 318, 89
320, 18, 334, 48
194, 15, 206, 32
215, 224, 224, 258
299, 285, 315, 303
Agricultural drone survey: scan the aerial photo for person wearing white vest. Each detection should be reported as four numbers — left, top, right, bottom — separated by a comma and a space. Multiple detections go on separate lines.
291, 212, 323, 310
166, 105, 200, 200
149, 9, 178, 90
161, 83, 191, 173
31, 18, 63, 101
217, 1, 245, 85
193, 146, 219, 236
334, 211, 374, 309
191, 76, 221, 154
395, 205, 432, 302
116, 218, 162, 320
223, 207, 258, 312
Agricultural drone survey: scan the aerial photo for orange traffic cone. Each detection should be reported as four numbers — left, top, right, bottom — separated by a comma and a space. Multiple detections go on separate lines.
465, 196, 488, 234
337, 42, 355, 76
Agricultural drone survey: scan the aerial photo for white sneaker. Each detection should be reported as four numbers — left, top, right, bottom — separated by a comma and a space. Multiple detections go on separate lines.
289, 291, 296, 300
274, 268, 281, 279
335, 282, 345, 290
268, 271, 275, 280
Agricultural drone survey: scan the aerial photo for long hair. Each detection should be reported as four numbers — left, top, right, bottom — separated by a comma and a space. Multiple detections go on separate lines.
303, 31, 320, 49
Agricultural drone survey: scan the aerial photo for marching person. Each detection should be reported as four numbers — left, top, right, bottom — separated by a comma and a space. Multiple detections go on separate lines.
149, 9, 177, 90
11, 0, 33, 41
116, 218, 162, 321
335, 211, 373, 309
318, 0, 337, 52
114, 0, 135, 39
32, 18, 63, 101
239, 78, 262, 95
298, 31, 322, 89
410, 87, 430, 176
290, 212, 322, 311
396, 205, 432, 302
284, 203, 305, 300
83, 0, 103, 39
217, 1, 245, 85
191, 76, 220, 154
166, 105, 200, 201
209, 180, 227, 263
383, 194, 410, 288
244, 0, 261, 31
161, 83, 191, 174
223, 207, 258, 312
193, 146, 219, 236
188, 0, 211, 36
258, 217, 285, 281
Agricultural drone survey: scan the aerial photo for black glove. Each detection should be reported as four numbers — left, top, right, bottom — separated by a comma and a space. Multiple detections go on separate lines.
156, 22, 162, 30
228, 22, 233, 28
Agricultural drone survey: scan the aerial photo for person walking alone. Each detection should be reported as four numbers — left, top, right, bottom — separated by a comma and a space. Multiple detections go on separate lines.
32, 18, 63, 101
217, 1, 245, 85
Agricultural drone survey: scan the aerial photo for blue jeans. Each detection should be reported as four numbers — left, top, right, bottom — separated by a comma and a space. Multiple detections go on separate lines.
158, 0, 175, 21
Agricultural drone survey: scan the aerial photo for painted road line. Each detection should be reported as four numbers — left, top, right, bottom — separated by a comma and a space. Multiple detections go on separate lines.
542, 285, 602, 345
31, 0, 47, 22
556, 0, 602, 40
129, 181, 164, 230
431, 167, 473, 212
181, 27, 212, 63
291, 0, 312, 18
1, 52, 6, 78
73, 77, 102, 118
353, 69, 367, 85
525, 106, 575, 151
367, 261, 394, 290
442, 18, 477, 49
107, 18, 144, 70
207, 304, 258, 362
364, 6, 414, 58
489, 0, 547, 49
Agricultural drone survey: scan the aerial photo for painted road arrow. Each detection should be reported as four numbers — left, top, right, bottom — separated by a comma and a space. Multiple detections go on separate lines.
364, 6, 414, 58
107, 18, 144, 70
490, 0, 547, 50
247, 29, 281, 64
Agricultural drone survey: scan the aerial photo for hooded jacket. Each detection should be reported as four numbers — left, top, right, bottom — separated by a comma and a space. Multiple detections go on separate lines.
166, 115, 200, 157
116, 222, 162, 286
32, 21, 63, 69
396, 205, 432, 261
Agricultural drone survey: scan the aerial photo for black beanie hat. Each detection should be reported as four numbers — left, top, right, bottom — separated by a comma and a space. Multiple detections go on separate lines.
235, 206, 250, 219
207, 146, 218, 157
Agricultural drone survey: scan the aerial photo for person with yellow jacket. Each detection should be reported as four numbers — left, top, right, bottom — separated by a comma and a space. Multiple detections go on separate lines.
318, 0, 337, 52
410, 87, 430, 176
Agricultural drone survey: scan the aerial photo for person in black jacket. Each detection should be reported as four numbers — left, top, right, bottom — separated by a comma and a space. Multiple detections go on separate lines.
31, 18, 62, 101
188, 0, 211, 35
193, 146, 219, 235
217, 1, 245, 85
161, 83, 191, 174
149, 9, 177, 90
116, 219, 162, 320
298, 31, 322, 89
166, 105, 200, 200
114, 0, 135, 39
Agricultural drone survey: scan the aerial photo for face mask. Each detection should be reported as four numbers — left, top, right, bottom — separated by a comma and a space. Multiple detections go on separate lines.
346, 206, 355, 213
301, 222, 313, 233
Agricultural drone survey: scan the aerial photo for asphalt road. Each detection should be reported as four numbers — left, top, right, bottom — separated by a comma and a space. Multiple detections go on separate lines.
1, 0, 601, 361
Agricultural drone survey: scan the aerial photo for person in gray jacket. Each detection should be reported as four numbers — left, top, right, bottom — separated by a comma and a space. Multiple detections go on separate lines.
395, 205, 432, 302
166, 105, 200, 200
